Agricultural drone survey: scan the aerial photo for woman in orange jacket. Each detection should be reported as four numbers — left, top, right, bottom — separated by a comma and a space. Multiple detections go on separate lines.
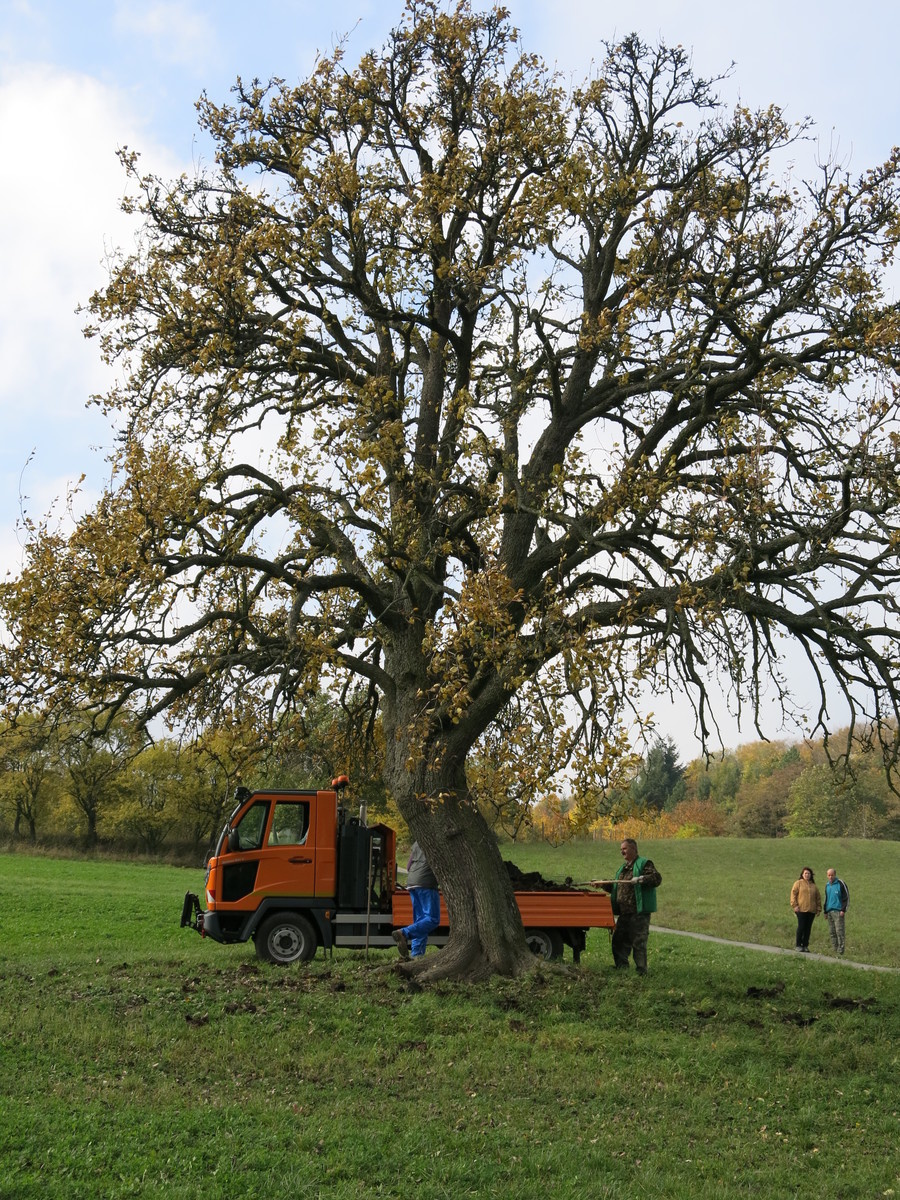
790, 867, 822, 952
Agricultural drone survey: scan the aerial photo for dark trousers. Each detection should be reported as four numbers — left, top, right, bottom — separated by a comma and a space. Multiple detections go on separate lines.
611, 912, 651, 973
795, 911, 815, 949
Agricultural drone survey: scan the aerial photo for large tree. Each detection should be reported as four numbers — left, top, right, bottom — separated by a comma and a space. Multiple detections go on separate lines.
4, 2, 900, 978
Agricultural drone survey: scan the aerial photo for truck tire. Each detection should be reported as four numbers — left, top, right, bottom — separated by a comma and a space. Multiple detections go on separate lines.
255, 913, 317, 964
524, 927, 564, 961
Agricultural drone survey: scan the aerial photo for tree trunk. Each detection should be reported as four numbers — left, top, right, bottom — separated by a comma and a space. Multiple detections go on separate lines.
386, 747, 535, 982
83, 803, 98, 848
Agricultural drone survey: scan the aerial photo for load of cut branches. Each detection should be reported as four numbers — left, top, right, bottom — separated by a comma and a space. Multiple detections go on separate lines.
503, 861, 577, 892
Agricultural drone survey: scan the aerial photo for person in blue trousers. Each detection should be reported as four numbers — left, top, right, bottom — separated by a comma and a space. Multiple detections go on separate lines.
393, 842, 440, 959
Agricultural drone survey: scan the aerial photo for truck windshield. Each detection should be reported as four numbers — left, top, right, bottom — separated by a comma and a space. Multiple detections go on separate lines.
213, 801, 246, 858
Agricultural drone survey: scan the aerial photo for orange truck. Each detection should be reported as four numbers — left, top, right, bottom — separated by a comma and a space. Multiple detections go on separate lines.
180, 781, 613, 964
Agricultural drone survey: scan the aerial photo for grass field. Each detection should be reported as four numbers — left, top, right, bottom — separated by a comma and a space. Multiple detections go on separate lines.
1, 843, 897, 1199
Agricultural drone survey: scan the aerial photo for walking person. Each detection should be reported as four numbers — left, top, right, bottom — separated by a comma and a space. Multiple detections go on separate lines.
393, 841, 441, 959
824, 867, 849, 956
592, 838, 662, 975
790, 867, 821, 952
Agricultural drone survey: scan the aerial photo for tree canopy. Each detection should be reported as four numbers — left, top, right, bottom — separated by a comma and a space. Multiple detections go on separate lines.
3, 1, 900, 978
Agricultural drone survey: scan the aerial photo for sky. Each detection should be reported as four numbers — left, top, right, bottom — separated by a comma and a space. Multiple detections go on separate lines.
1, 0, 899, 758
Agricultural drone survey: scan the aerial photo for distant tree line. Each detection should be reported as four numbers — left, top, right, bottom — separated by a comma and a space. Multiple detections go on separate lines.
527, 733, 900, 842
1, 704, 897, 856
0, 697, 391, 859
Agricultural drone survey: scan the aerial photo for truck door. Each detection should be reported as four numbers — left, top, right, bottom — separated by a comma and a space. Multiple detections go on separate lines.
219, 796, 316, 904
219, 800, 268, 903
256, 797, 316, 898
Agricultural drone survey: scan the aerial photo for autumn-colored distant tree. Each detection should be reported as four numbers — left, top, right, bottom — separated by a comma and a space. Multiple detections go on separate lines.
784, 764, 854, 838
785, 733, 900, 837
730, 740, 805, 836
668, 797, 728, 838
113, 740, 185, 853
686, 753, 743, 812
0, 718, 61, 843
529, 792, 575, 845
55, 717, 139, 847
177, 710, 269, 852
4, 3, 900, 978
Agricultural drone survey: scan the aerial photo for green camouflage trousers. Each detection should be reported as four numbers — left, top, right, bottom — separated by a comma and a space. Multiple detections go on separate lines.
611, 912, 651, 973
826, 910, 845, 954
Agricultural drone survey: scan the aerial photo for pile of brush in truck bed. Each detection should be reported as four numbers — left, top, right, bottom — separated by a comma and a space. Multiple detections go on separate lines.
503, 861, 578, 891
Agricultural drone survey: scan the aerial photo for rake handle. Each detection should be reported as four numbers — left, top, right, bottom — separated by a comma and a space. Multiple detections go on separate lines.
581, 877, 646, 887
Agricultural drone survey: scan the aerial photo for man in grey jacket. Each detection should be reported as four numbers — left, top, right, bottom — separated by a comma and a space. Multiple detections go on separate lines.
393, 842, 441, 959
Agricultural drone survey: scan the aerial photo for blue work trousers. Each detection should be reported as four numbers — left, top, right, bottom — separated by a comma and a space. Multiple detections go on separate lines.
403, 887, 441, 956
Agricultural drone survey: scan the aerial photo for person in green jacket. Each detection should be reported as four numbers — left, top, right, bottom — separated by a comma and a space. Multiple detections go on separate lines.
594, 838, 662, 975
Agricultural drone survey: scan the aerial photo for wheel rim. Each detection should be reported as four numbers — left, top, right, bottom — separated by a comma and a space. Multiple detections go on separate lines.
269, 924, 302, 962
525, 930, 552, 958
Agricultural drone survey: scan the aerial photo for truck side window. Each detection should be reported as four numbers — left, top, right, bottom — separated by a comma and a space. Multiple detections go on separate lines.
267, 800, 310, 847
231, 801, 269, 852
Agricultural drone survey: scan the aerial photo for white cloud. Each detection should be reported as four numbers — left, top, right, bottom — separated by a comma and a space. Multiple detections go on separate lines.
0, 62, 182, 571
113, 1, 219, 71
0, 66, 134, 403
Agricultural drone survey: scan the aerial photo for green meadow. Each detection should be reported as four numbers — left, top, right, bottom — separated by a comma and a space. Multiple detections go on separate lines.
0, 841, 897, 1199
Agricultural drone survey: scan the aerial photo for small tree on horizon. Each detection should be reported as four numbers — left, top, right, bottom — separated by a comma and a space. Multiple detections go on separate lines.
4, 2, 900, 979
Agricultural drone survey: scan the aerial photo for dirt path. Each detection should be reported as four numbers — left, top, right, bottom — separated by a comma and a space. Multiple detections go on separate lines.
653, 926, 900, 973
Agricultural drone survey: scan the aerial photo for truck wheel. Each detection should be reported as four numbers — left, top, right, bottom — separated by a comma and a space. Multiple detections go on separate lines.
255, 913, 317, 964
524, 928, 564, 961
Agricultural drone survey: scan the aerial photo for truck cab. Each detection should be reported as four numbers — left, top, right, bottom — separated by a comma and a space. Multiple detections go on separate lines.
182, 785, 398, 963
